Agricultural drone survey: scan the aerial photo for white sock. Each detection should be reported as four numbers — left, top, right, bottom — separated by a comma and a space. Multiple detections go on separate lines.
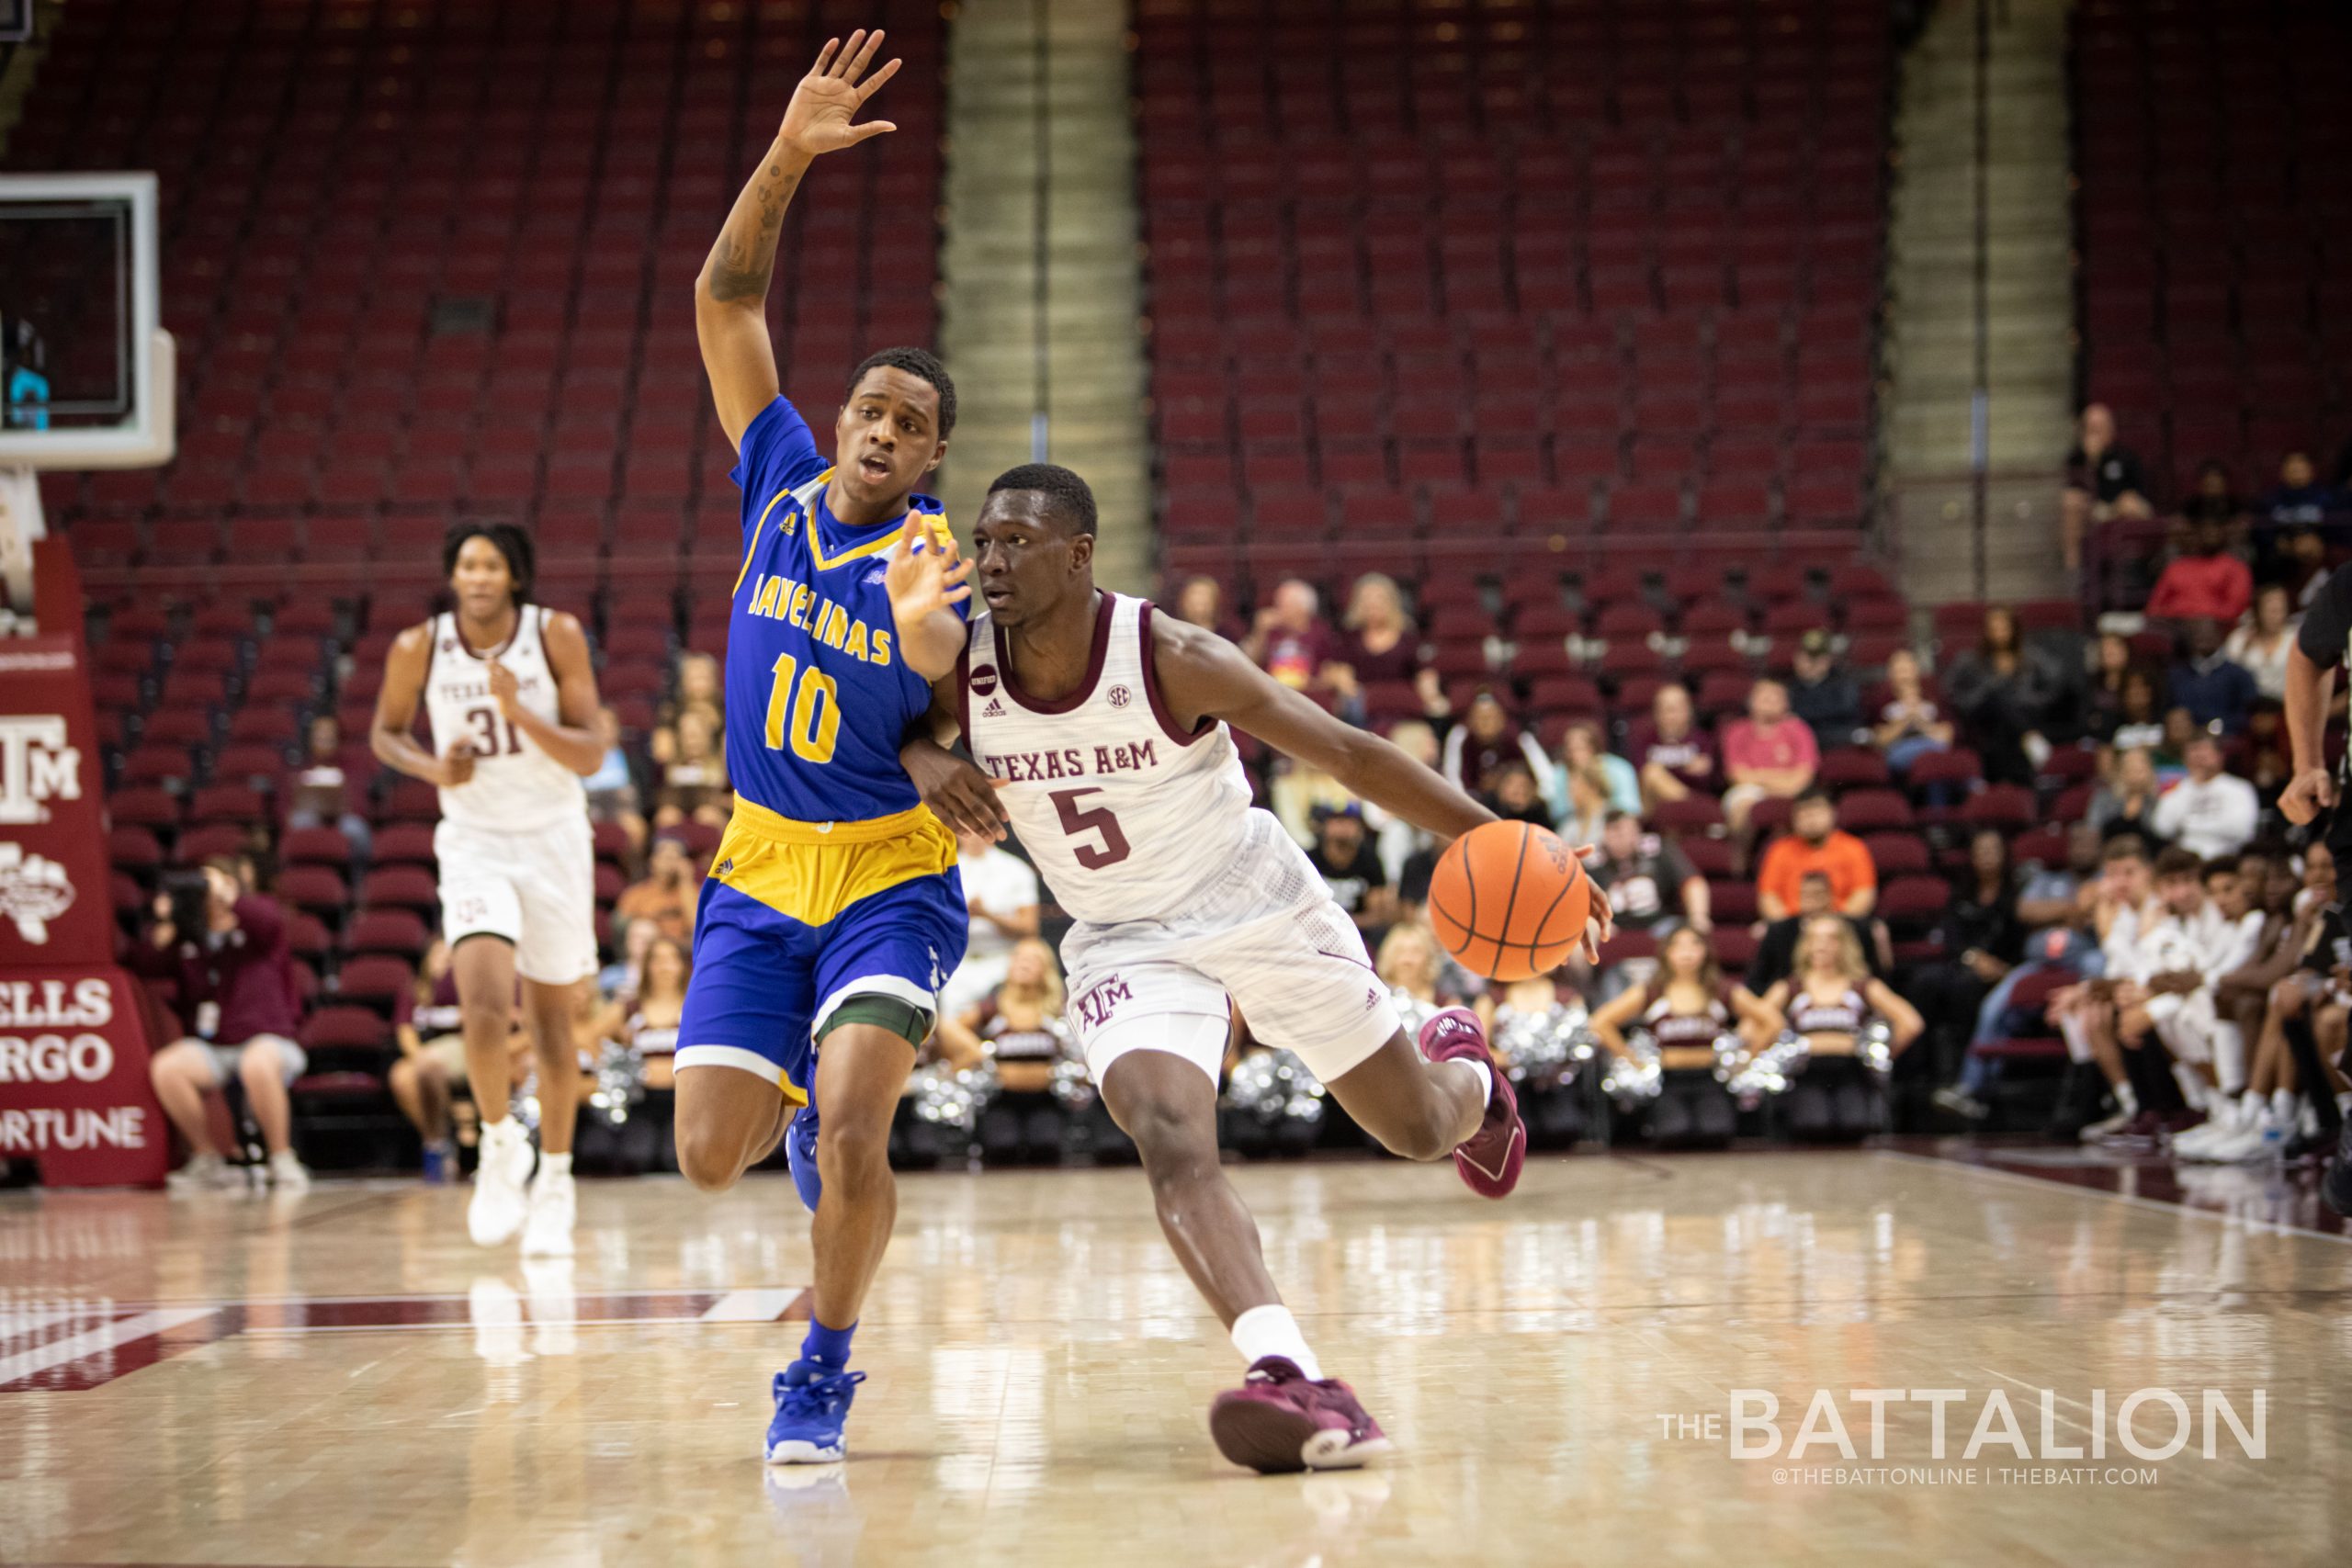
2273, 1089, 2297, 1124
483, 1115, 523, 1145
1456, 1059, 1494, 1109
2336, 1091, 2352, 1118
268, 1148, 303, 1170
2170, 1066, 2209, 1112
537, 1152, 571, 1182
2242, 1089, 2267, 1120
1230, 1303, 1322, 1382
2059, 1014, 2094, 1064
2114, 1080, 2139, 1116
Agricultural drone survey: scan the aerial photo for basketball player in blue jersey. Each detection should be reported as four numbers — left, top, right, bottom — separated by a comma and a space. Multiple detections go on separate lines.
684, 29, 976, 1464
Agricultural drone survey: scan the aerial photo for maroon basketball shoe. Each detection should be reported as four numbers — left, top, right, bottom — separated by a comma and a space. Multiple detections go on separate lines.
1209, 1357, 1392, 1473
1419, 1006, 1524, 1198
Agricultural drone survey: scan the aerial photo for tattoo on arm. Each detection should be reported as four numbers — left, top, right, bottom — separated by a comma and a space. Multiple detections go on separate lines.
705, 154, 805, 304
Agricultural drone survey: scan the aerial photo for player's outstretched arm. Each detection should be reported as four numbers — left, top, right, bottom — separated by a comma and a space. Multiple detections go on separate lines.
899, 683, 1011, 841
488, 612, 605, 775
696, 29, 901, 450
1152, 615, 1493, 840
370, 624, 472, 789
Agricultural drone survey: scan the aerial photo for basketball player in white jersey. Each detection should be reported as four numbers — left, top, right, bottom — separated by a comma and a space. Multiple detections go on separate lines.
371, 522, 605, 1256
888, 465, 1611, 1474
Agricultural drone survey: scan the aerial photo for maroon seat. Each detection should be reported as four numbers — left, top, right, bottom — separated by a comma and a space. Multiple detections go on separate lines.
370, 821, 439, 867
301, 1007, 391, 1053
334, 954, 413, 1012
1834, 788, 1914, 832
277, 864, 350, 917
279, 827, 354, 868
358, 865, 439, 914
346, 908, 431, 960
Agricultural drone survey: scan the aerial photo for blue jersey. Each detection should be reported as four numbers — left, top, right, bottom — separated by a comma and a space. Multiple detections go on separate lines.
723, 396, 954, 826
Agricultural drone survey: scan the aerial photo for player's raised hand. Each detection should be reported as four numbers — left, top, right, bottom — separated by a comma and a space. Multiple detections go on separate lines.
884, 517, 973, 629
778, 30, 900, 158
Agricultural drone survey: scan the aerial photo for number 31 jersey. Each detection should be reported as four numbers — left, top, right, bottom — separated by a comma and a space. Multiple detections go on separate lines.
961, 592, 1253, 924
421, 604, 585, 832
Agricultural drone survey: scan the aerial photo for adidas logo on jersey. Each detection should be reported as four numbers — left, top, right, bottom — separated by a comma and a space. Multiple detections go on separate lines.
981, 698, 1005, 717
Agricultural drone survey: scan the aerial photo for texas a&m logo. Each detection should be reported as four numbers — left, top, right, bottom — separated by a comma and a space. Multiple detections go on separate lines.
1073, 976, 1132, 1031
0, 716, 79, 826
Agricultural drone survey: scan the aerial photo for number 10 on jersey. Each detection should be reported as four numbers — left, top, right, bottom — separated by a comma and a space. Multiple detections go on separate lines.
764, 651, 840, 763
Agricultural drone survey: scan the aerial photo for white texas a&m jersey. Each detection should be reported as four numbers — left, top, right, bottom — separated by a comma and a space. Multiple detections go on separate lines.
419, 604, 585, 833
962, 593, 1254, 924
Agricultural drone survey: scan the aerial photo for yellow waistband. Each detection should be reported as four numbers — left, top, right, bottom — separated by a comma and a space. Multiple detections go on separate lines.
724, 797, 945, 848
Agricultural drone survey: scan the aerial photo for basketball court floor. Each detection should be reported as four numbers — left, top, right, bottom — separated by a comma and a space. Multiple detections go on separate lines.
4, 1145, 2347, 1566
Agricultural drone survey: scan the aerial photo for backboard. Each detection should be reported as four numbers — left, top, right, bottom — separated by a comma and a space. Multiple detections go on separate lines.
0, 172, 175, 470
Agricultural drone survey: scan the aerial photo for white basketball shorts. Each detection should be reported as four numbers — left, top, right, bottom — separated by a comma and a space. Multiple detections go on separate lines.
1060, 814, 1401, 1089
435, 815, 599, 986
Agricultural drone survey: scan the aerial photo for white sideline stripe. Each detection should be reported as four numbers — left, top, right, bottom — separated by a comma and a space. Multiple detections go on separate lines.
0, 1305, 98, 1343
700, 1289, 799, 1323
0, 1305, 218, 1385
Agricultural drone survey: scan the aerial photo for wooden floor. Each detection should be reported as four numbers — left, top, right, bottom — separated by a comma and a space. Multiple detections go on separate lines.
4, 1146, 2348, 1566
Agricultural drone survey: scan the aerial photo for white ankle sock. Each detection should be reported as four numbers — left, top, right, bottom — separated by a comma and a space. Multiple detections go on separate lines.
537, 1152, 571, 1182
2273, 1089, 2297, 1123
1456, 1059, 1494, 1108
2170, 1066, 2209, 1111
1230, 1303, 1322, 1382
2114, 1080, 2140, 1116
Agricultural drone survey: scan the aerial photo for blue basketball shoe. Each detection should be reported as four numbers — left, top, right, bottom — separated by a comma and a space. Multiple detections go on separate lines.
785, 1103, 821, 1213
765, 1359, 866, 1464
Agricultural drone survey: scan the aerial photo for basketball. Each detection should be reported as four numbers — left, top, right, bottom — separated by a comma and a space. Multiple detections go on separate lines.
1426, 820, 1591, 982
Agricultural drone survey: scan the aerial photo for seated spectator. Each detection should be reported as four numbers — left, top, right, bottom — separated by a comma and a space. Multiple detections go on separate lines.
2177, 459, 2241, 527
1906, 829, 2026, 1078
1944, 604, 2061, 785
588, 935, 690, 1092
667, 650, 723, 727
1376, 922, 1476, 1013
1173, 574, 1242, 640
2275, 524, 2332, 610
582, 704, 649, 859
1756, 916, 1924, 1059
1244, 578, 1346, 696
1756, 788, 1877, 919
2222, 582, 2298, 703
1487, 761, 1555, 828
2166, 617, 2258, 735
1365, 720, 1442, 885
1587, 810, 1709, 933
1871, 647, 1953, 776
599, 915, 659, 999
1329, 572, 1445, 723
281, 714, 372, 866
2150, 732, 2259, 859
1720, 679, 1819, 837
1788, 629, 1864, 749
1627, 682, 1719, 809
1307, 804, 1393, 938
141, 862, 311, 1192
650, 707, 730, 828
2082, 632, 2134, 741
1545, 721, 1641, 847
2101, 666, 2165, 752
2061, 401, 2154, 570
2154, 705, 2198, 783
1750, 871, 1889, 990
1442, 689, 1552, 795
934, 938, 1069, 1095
2145, 517, 2252, 626
939, 828, 1044, 1020
615, 833, 697, 945
1588, 923, 1783, 1063
2089, 747, 2167, 846
2256, 449, 2334, 533
388, 938, 464, 1179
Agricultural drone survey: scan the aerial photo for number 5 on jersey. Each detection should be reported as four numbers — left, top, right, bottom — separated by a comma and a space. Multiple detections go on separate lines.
763, 651, 840, 763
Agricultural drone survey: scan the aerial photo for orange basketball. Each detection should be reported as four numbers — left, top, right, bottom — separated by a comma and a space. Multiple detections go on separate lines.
1426, 820, 1591, 982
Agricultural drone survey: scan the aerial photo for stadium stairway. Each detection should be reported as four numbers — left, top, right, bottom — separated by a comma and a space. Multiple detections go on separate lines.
937, 0, 1150, 589
1881, 0, 2073, 605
